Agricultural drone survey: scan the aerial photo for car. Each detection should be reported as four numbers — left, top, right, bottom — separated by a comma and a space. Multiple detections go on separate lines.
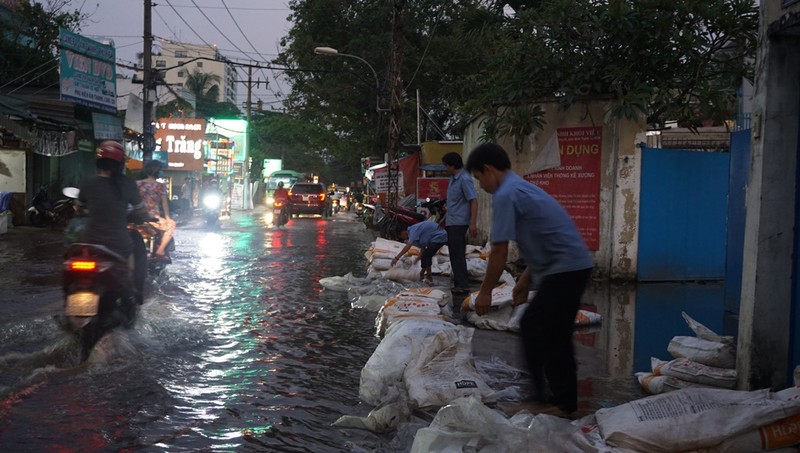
288, 182, 331, 217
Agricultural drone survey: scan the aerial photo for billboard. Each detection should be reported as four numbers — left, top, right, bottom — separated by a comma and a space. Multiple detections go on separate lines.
59, 29, 117, 113
524, 126, 602, 250
154, 118, 206, 171
206, 119, 248, 163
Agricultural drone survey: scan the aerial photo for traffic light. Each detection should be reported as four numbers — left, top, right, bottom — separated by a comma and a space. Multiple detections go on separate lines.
360, 157, 371, 174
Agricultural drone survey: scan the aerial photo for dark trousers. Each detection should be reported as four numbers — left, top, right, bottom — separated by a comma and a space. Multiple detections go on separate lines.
446, 225, 470, 289
520, 267, 592, 412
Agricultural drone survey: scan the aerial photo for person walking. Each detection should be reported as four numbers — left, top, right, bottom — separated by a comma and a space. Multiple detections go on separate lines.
391, 221, 448, 286
465, 142, 593, 417
442, 152, 477, 295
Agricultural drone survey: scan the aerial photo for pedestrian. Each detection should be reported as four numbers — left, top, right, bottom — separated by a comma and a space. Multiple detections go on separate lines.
465, 142, 594, 417
136, 160, 176, 260
180, 177, 192, 212
391, 221, 448, 286
441, 152, 478, 295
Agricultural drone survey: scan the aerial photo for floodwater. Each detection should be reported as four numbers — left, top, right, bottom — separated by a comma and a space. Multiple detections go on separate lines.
0, 208, 735, 451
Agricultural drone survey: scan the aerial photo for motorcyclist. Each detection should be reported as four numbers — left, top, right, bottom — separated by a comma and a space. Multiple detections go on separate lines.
136, 159, 176, 260
273, 181, 290, 215
77, 141, 149, 296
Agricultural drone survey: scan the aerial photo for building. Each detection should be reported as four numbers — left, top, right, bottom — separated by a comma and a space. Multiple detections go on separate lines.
140, 40, 237, 105
737, 1, 800, 390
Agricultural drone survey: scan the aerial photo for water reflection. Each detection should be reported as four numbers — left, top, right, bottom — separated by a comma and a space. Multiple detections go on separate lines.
577, 280, 730, 409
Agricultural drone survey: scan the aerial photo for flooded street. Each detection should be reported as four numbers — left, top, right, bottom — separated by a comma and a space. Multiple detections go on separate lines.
1, 210, 391, 451
0, 209, 735, 451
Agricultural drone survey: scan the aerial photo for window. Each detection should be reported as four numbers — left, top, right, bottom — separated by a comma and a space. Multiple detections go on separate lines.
196, 62, 203, 67
174, 50, 188, 58
177, 70, 185, 77
155, 60, 166, 68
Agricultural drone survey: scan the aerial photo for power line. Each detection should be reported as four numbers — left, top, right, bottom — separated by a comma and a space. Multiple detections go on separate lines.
162, 0, 216, 49
0, 58, 58, 90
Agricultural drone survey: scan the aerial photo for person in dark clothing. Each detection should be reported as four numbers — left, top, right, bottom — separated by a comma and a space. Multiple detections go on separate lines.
78, 141, 148, 258
466, 142, 593, 418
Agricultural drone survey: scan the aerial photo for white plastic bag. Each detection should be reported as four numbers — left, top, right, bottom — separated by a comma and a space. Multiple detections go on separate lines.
668, 335, 736, 369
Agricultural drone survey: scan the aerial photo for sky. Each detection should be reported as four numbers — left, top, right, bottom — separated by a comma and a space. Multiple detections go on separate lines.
79, 0, 294, 111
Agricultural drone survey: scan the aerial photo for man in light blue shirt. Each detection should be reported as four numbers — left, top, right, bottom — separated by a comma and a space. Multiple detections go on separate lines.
466, 142, 593, 417
391, 220, 448, 285
442, 152, 477, 294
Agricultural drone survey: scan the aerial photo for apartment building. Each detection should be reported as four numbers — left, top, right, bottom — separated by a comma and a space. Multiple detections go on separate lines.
142, 41, 237, 105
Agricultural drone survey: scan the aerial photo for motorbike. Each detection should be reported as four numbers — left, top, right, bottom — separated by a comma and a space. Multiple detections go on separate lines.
127, 220, 173, 275
273, 199, 290, 227
27, 185, 74, 227
374, 194, 428, 240
61, 230, 146, 362
332, 198, 341, 214
202, 190, 223, 228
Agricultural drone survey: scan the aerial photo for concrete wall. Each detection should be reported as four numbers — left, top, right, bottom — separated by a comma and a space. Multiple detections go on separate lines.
737, 3, 800, 390
463, 100, 645, 279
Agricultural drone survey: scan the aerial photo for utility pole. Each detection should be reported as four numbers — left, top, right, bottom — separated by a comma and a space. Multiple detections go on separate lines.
142, 0, 154, 164
237, 66, 265, 210
386, 0, 406, 207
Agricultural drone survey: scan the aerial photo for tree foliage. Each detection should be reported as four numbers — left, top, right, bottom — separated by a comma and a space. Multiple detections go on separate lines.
277, 0, 757, 155
0, 0, 85, 87
156, 70, 241, 119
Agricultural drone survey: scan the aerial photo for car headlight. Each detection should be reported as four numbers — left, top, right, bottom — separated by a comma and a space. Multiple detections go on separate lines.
203, 194, 222, 209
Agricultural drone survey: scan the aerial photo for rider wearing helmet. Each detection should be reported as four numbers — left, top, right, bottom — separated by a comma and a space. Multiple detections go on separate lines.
78, 141, 148, 258
273, 181, 289, 203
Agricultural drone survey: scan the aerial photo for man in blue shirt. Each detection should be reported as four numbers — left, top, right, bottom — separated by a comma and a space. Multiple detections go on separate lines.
391, 221, 448, 285
466, 142, 593, 417
442, 152, 478, 294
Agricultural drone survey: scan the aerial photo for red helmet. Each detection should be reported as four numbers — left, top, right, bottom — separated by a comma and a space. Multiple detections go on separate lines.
96, 140, 126, 162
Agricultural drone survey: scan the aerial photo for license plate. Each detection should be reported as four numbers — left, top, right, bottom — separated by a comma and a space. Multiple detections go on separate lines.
66, 292, 99, 316
302, 195, 310, 201
274, 208, 281, 215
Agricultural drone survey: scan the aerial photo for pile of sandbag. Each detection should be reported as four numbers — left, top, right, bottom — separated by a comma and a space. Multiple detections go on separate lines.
335, 288, 494, 433
636, 312, 737, 394
459, 284, 603, 332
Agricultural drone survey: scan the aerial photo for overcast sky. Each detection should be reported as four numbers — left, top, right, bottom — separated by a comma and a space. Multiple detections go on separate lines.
80, 0, 294, 110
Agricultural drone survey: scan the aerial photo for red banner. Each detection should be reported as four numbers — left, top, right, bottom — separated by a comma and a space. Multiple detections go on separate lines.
524, 126, 602, 250
417, 177, 449, 201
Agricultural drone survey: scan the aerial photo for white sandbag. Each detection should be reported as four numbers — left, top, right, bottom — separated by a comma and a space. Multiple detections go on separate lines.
466, 305, 516, 331
370, 237, 415, 259
682, 311, 734, 345
652, 357, 738, 388
370, 257, 395, 271
596, 388, 800, 453
319, 272, 372, 292
382, 263, 423, 282
703, 412, 800, 453
463, 284, 515, 310
570, 414, 625, 453
403, 327, 495, 408
636, 371, 716, 394
377, 288, 448, 336
466, 258, 487, 279
668, 335, 736, 369
507, 305, 527, 333
359, 317, 457, 406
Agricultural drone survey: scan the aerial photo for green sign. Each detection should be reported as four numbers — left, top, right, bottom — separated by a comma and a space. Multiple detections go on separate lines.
59, 29, 117, 113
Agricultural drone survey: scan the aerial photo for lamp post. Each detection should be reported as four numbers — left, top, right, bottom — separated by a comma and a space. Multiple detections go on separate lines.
313, 47, 388, 114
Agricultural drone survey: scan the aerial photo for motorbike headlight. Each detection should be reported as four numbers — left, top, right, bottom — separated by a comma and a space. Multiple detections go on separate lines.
203, 194, 222, 209
267, 196, 275, 205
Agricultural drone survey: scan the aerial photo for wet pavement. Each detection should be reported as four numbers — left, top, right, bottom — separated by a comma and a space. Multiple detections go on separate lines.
0, 207, 732, 450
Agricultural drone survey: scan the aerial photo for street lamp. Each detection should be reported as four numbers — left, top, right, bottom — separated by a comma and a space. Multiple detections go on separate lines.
314, 46, 389, 113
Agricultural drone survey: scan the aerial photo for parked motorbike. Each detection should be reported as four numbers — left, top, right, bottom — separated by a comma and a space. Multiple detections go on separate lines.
273, 199, 290, 227
374, 194, 429, 240
60, 231, 146, 362
202, 190, 223, 228
27, 185, 74, 227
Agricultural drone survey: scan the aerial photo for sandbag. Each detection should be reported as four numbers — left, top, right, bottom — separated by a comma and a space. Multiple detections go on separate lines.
703, 412, 800, 453
596, 388, 800, 453
403, 326, 495, 408
636, 371, 716, 394
651, 357, 738, 388
359, 317, 457, 405
376, 288, 448, 336
668, 335, 736, 369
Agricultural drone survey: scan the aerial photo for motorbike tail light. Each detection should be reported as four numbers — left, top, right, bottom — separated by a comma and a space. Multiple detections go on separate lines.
274, 201, 284, 208
69, 260, 97, 271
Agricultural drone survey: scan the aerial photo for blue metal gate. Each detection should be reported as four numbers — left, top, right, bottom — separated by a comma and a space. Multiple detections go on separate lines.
638, 146, 730, 281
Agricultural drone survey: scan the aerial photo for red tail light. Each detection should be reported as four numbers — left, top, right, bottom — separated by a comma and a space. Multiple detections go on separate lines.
319, 193, 326, 201
70, 260, 97, 271
274, 201, 284, 208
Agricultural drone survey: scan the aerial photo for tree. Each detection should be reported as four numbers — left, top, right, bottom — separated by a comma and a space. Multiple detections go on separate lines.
0, 0, 85, 88
157, 70, 241, 119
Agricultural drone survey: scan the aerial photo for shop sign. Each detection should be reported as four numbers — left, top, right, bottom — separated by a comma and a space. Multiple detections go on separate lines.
416, 177, 449, 201
59, 29, 116, 113
92, 113, 122, 140
154, 118, 205, 171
